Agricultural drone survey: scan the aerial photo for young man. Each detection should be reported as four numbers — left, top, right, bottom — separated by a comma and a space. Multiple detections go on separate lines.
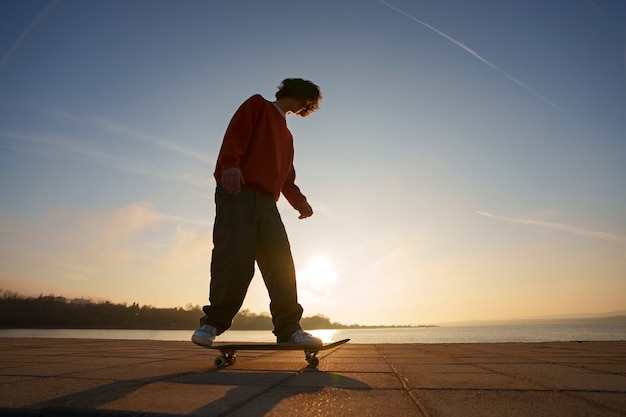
192, 78, 323, 347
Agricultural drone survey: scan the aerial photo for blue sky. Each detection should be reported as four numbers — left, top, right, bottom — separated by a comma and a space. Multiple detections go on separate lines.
1, 0, 625, 325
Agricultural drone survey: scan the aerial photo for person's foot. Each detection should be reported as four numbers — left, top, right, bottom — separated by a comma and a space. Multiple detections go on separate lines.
279, 330, 322, 347
191, 325, 217, 347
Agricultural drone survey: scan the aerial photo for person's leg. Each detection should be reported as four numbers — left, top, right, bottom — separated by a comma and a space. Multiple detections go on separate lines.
200, 184, 257, 334
255, 193, 303, 342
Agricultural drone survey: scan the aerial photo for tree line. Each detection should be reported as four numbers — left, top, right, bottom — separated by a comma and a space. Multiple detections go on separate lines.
0, 290, 375, 330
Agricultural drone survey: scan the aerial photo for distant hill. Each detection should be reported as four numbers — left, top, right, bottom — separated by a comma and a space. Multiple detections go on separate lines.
4, 290, 621, 329
0, 290, 433, 330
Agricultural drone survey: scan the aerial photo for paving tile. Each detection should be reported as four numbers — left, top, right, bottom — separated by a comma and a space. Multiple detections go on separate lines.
316, 360, 392, 372
0, 375, 38, 385
65, 363, 199, 381
0, 376, 120, 408
480, 363, 626, 391
284, 370, 400, 389
0, 339, 624, 417
577, 392, 626, 415
232, 386, 424, 417
170, 369, 296, 386
575, 362, 626, 374
400, 367, 543, 390
1, 359, 123, 377
98, 382, 266, 417
412, 389, 625, 417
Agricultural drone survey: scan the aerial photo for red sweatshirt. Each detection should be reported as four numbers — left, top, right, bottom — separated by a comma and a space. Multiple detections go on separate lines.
214, 94, 308, 211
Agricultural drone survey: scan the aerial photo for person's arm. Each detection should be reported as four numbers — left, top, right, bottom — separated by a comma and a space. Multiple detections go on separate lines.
282, 166, 313, 219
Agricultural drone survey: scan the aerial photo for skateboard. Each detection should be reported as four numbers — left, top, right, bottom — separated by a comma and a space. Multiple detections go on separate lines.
205, 338, 350, 368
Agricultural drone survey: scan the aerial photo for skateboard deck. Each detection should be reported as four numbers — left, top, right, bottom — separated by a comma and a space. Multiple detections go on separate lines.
204, 338, 350, 368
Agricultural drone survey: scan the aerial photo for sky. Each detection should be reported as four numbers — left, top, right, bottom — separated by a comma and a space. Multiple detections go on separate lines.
1, 0, 625, 326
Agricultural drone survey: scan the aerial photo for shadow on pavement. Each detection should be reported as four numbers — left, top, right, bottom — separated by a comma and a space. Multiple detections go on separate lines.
190, 367, 371, 416
18, 367, 371, 416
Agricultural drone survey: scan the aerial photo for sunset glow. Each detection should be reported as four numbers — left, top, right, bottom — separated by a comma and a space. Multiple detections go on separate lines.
1, 1, 624, 325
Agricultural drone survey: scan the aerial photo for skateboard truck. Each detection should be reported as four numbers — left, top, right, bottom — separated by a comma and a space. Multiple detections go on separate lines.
214, 349, 236, 367
304, 349, 320, 368
214, 348, 320, 368
209, 339, 349, 368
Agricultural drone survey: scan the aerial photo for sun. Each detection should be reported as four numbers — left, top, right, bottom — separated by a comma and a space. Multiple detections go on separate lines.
297, 256, 339, 291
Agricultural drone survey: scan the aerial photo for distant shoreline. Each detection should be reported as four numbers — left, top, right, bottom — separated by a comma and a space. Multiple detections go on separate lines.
2, 323, 625, 344
2, 317, 625, 332
2, 291, 625, 330
0, 324, 440, 331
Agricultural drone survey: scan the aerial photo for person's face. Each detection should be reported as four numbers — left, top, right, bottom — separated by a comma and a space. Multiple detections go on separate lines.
290, 99, 307, 114
294, 99, 314, 116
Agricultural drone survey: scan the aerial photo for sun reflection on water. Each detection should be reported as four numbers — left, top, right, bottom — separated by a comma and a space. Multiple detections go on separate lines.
309, 329, 337, 343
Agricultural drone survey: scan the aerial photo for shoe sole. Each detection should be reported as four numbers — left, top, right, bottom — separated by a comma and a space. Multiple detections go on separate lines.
191, 335, 214, 347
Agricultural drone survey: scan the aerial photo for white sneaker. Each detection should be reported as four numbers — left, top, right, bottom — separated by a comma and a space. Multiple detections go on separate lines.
281, 330, 322, 347
191, 325, 217, 347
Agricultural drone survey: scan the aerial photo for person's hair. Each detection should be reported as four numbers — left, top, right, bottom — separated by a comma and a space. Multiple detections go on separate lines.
275, 78, 322, 117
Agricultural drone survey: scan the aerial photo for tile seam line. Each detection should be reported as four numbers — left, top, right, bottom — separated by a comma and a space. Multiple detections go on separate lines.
451, 344, 621, 388
409, 387, 626, 393
451, 345, 626, 414
219, 366, 305, 417
375, 344, 432, 417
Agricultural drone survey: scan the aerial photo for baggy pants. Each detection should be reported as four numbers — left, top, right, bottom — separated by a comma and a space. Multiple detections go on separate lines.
201, 183, 303, 342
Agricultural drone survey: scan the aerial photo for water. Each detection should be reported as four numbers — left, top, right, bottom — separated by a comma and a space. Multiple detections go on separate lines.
1, 322, 625, 344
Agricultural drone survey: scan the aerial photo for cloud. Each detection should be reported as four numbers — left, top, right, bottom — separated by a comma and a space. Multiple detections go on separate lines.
36, 106, 214, 164
91, 117, 214, 164
2, 101, 215, 186
77, 203, 210, 245
0, 128, 210, 187
158, 226, 213, 274
49, 202, 163, 270
160, 213, 213, 228
0, 203, 212, 307
17, 202, 210, 281
378, 0, 564, 112
88, 202, 164, 245
476, 210, 626, 243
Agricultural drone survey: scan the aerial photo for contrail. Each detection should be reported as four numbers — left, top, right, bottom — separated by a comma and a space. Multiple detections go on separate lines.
476, 210, 626, 243
581, 0, 605, 16
378, 0, 564, 112
0, 0, 59, 71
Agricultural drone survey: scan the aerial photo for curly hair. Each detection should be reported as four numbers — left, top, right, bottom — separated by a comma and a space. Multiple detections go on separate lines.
275, 78, 322, 117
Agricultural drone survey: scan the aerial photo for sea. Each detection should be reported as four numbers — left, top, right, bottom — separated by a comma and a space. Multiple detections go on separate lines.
1, 322, 625, 344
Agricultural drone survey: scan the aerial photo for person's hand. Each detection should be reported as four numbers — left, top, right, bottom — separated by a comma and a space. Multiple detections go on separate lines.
298, 203, 313, 219
221, 168, 245, 194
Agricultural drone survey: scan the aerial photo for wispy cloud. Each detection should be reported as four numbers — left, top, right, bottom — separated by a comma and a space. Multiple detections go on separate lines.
378, 0, 564, 112
37, 106, 214, 164
91, 117, 214, 164
476, 210, 626, 243
160, 213, 213, 228
0, 129, 210, 187
48, 203, 211, 281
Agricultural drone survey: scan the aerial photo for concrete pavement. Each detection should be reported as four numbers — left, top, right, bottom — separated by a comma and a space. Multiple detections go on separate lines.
0, 338, 625, 416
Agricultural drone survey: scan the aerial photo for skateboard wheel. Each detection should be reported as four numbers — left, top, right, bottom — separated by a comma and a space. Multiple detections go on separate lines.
307, 357, 319, 368
226, 356, 236, 365
215, 356, 227, 367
